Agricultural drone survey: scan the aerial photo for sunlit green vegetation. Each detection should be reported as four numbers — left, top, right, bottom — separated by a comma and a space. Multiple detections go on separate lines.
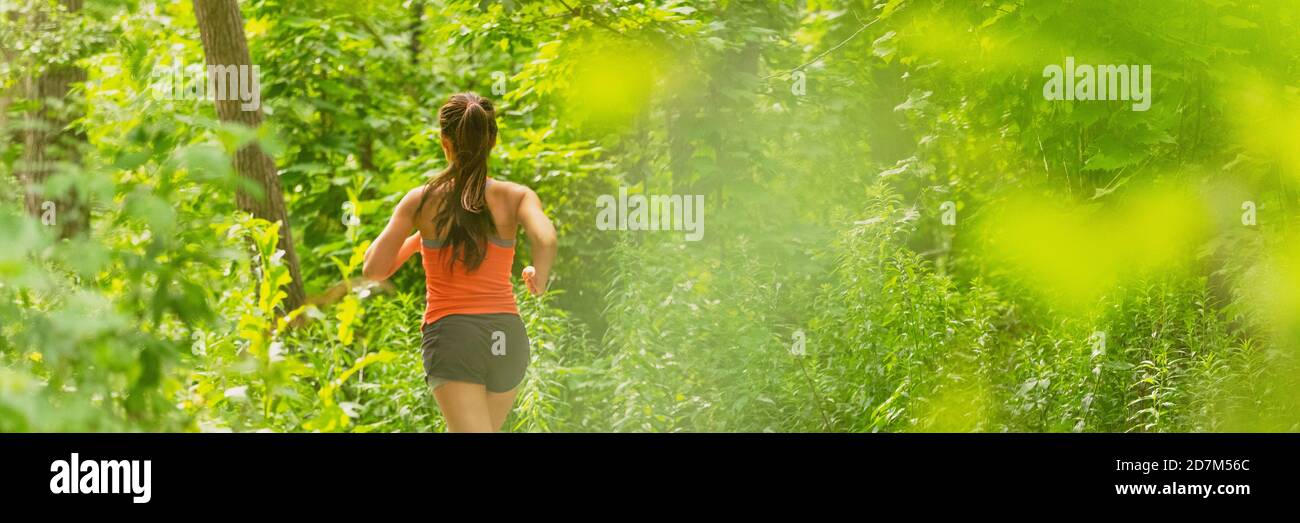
2, 0, 1298, 432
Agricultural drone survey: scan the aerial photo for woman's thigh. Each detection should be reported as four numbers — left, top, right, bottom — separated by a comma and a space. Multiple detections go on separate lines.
433, 381, 492, 433
487, 388, 518, 432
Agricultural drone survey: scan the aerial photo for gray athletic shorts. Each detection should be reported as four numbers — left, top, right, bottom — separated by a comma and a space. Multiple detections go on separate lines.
421, 313, 530, 393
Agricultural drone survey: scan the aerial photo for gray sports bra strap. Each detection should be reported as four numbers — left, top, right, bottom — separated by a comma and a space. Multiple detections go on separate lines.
421, 235, 515, 249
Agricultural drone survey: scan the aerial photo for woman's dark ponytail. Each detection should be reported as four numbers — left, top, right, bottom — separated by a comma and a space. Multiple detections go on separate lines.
417, 93, 499, 272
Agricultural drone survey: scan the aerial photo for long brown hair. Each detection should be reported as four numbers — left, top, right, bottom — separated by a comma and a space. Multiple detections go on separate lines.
416, 93, 499, 271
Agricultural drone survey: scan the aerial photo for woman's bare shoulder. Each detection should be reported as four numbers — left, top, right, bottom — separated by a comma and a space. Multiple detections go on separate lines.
488, 178, 535, 204
399, 183, 441, 218
488, 178, 530, 192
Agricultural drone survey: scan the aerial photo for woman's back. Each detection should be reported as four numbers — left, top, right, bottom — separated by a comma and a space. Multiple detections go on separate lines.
416, 178, 526, 325
412, 178, 523, 243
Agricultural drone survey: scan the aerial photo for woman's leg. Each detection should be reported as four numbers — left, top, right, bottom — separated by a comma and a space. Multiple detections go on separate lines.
433, 381, 493, 432
487, 388, 518, 432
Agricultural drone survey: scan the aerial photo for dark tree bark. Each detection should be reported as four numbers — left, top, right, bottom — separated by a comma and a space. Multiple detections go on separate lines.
192, 0, 306, 311
408, 0, 426, 66
19, 0, 89, 239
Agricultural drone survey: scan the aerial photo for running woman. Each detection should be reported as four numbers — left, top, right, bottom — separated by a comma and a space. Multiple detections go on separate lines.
362, 93, 557, 433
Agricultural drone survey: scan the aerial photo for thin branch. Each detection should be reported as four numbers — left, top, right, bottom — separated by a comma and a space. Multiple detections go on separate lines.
798, 356, 834, 430
556, 0, 627, 38
512, 10, 571, 29
765, 15, 882, 79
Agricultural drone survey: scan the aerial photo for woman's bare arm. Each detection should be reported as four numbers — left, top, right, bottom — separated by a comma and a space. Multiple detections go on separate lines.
363, 189, 423, 281
516, 188, 557, 295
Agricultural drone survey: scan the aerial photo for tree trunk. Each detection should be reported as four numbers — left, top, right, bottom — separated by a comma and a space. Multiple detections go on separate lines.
408, 0, 425, 66
192, 0, 306, 311
19, 0, 88, 239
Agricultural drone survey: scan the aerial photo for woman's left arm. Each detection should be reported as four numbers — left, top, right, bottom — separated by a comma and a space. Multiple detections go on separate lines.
363, 188, 423, 281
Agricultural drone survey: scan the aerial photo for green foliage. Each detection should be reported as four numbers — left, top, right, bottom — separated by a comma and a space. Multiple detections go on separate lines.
2, 0, 1298, 432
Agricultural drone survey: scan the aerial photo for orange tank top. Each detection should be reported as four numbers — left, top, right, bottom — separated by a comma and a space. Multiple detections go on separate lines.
421, 234, 518, 326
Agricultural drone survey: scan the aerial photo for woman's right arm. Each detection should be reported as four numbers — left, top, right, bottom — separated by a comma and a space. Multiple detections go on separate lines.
516, 188, 557, 296
362, 188, 421, 282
